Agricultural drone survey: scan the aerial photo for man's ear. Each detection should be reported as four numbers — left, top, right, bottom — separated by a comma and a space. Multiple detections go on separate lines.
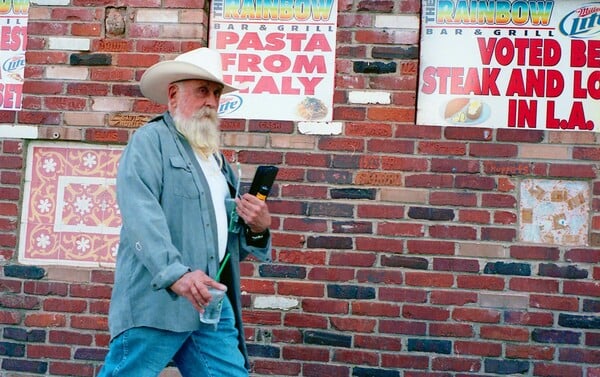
167, 83, 178, 108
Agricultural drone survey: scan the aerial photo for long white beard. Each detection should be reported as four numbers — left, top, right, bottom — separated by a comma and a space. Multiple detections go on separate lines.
172, 107, 220, 157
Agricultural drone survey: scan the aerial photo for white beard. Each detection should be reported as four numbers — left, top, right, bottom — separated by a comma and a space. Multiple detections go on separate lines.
172, 107, 220, 158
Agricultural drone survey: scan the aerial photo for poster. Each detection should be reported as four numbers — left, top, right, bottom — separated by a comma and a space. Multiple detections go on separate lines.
0, 0, 28, 110
209, 0, 338, 122
417, 1, 600, 131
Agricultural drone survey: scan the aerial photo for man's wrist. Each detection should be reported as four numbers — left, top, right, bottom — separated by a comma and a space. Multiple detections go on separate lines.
246, 227, 268, 241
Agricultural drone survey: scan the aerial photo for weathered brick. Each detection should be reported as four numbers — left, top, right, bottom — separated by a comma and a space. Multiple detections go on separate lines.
259, 265, 306, 279
539, 263, 588, 279
558, 313, 600, 329
330, 188, 376, 200
0, 341, 25, 356
484, 261, 531, 276
327, 284, 375, 300
408, 206, 454, 221
4, 265, 45, 280
484, 359, 530, 374
532, 329, 581, 344
407, 338, 451, 354
352, 366, 400, 377
2, 358, 48, 373
303, 330, 352, 348
246, 343, 280, 358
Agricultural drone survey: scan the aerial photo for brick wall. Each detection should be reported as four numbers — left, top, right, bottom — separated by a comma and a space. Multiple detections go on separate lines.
1, 0, 600, 376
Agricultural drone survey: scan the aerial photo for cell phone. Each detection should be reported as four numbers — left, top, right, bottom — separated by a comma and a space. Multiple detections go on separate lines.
248, 165, 279, 201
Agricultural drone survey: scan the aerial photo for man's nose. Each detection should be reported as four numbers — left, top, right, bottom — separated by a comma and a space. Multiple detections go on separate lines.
205, 93, 220, 109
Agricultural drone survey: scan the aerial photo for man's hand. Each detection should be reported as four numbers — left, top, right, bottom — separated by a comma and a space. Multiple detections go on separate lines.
169, 270, 227, 313
236, 193, 271, 233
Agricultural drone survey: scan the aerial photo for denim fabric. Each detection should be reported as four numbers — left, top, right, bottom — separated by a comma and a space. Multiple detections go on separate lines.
99, 296, 248, 377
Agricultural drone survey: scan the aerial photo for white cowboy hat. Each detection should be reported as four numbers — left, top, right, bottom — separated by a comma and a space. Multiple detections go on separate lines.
140, 47, 238, 105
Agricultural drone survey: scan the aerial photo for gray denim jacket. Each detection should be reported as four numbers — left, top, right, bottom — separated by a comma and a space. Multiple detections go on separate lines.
108, 112, 271, 368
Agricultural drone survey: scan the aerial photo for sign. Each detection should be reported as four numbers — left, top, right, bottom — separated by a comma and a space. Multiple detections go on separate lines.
209, 0, 338, 122
417, 1, 600, 131
0, 0, 28, 110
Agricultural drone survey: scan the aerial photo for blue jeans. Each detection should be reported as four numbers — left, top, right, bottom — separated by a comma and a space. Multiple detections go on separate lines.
99, 297, 248, 377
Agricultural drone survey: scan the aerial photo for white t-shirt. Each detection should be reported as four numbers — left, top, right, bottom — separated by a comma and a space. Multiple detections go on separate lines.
195, 153, 228, 262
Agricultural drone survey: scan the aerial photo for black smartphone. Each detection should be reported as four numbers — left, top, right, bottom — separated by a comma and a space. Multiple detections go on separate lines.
248, 165, 279, 200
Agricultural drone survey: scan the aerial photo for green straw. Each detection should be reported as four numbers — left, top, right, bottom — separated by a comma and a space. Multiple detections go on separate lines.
215, 253, 230, 282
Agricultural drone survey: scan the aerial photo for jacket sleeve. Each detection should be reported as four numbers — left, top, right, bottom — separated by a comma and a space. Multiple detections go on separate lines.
116, 126, 190, 290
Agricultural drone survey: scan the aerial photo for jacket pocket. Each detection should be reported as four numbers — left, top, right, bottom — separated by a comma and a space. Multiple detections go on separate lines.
169, 156, 199, 198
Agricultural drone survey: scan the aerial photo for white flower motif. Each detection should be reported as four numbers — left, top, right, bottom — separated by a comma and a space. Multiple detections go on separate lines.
74, 195, 92, 215
111, 242, 119, 257
83, 153, 97, 169
37, 199, 51, 213
99, 199, 109, 211
36, 234, 51, 249
42, 158, 57, 173
76, 237, 90, 253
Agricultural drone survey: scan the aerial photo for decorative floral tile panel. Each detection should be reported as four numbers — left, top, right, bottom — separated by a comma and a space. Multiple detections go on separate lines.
19, 142, 123, 267
519, 179, 590, 246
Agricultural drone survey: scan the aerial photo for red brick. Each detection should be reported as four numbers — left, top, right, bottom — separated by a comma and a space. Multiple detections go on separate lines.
458, 209, 490, 224
405, 272, 454, 288
116, 53, 160, 67
24, 313, 66, 327
27, 344, 71, 359
354, 334, 402, 351
432, 356, 482, 372
431, 158, 479, 174
71, 22, 102, 36
505, 344, 555, 360
430, 192, 477, 206
455, 340, 502, 357
418, 141, 466, 156
456, 275, 505, 291
302, 299, 348, 314
307, 267, 354, 282
357, 204, 405, 219
430, 290, 478, 305
333, 349, 378, 366
367, 106, 414, 122
23, 80, 64, 94
277, 250, 326, 265
534, 363, 582, 377
240, 278, 276, 294
252, 360, 301, 376
367, 139, 415, 154
355, 237, 403, 253
383, 354, 429, 369
429, 225, 477, 240
277, 281, 324, 297
549, 163, 596, 178
283, 313, 327, 329
381, 156, 428, 171
380, 287, 427, 303
445, 127, 493, 141
71, 315, 108, 330
429, 323, 474, 338
352, 302, 400, 317
43, 298, 87, 313
377, 222, 424, 237
330, 316, 376, 332
403, 304, 449, 321
243, 311, 282, 326
49, 330, 94, 346
49, 362, 95, 376
452, 308, 501, 323
480, 325, 530, 342
346, 122, 392, 137
509, 277, 559, 293
510, 245, 560, 261
531, 294, 579, 311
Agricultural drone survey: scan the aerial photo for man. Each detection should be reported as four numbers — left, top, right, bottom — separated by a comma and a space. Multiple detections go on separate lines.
99, 48, 272, 376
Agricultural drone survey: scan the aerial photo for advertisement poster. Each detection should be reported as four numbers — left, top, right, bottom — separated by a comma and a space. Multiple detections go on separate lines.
417, 1, 600, 131
209, 0, 338, 122
0, 0, 28, 110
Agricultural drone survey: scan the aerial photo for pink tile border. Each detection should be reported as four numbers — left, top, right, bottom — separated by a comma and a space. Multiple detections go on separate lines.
19, 142, 123, 267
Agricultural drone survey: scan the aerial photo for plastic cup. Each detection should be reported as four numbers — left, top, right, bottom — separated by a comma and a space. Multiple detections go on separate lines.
199, 286, 227, 325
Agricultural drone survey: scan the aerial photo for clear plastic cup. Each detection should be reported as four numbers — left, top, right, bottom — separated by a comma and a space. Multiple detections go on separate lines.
199, 286, 227, 325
